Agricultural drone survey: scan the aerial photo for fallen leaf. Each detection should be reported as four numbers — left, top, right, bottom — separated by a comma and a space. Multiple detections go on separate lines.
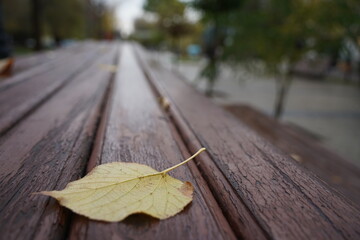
331, 175, 343, 184
39, 148, 206, 222
0, 58, 14, 77
159, 97, 170, 111
98, 64, 117, 73
290, 153, 302, 163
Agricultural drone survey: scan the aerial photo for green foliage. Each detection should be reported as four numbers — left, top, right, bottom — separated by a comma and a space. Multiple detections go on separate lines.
3, 0, 32, 39
313, 0, 360, 55
84, 0, 117, 39
2, 0, 116, 46
192, 0, 241, 15
142, 0, 199, 52
224, 0, 312, 75
131, 17, 165, 48
144, 0, 190, 40
192, 0, 242, 95
221, 0, 360, 75
44, 0, 86, 39
144, 0, 185, 18
194, 0, 360, 116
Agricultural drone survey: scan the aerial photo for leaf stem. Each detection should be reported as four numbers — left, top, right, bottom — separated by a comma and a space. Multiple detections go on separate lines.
161, 148, 206, 174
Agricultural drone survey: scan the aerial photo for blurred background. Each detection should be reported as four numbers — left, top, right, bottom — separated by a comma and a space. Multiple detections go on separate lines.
0, 0, 359, 164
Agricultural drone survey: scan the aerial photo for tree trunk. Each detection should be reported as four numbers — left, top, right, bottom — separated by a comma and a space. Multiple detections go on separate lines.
204, 15, 221, 97
205, 76, 215, 96
54, 34, 62, 47
274, 74, 292, 119
205, 58, 217, 97
358, 62, 360, 88
31, 0, 43, 51
0, 1, 12, 59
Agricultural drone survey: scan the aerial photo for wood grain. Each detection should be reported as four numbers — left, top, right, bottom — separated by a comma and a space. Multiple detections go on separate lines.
68, 44, 236, 240
11, 43, 81, 76
134, 45, 268, 240
2, 42, 358, 240
0, 42, 85, 90
225, 104, 360, 204
135, 45, 360, 240
0, 43, 111, 135
0, 44, 118, 240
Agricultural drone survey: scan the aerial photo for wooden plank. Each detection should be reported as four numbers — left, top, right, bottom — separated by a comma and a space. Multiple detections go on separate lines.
0, 43, 85, 90
0, 43, 111, 135
11, 43, 81, 75
135, 45, 360, 240
68, 44, 236, 240
0, 44, 118, 240
225, 104, 360, 204
134, 46, 268, 240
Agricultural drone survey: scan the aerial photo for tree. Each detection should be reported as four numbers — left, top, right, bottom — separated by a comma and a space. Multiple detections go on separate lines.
315, 0, 360, 84
195, 0, 360, 118
31, 0, 43, 50
143, 0, 195, 54
44, 0, 86, 44
130, 17, 165, 48
2, 0, 116, 51
84, 0, 116, 39
0, 1, 12, 58
192, 0, 242, 96
227, 0, 317, 118
194, 0, 348, 118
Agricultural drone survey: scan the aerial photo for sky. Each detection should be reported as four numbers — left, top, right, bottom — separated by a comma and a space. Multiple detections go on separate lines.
103, 0, 200, 36
103, 0, 146, 35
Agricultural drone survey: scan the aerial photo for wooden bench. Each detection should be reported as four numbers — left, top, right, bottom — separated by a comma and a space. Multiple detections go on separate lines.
11, 43, 78, 75
135, 44, 360, 239
0, 42, 109, 135
0, 42, 359, 240
224, 104, 360, 205
0, 42, 83, 85
0, 42, 118, 239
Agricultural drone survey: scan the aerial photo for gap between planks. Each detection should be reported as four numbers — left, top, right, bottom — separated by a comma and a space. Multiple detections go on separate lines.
132, 43, 268, 240
61, 44, 121, 240
132, 43, 360, 240
0, 44, 107, 136
66, 43, 237, 240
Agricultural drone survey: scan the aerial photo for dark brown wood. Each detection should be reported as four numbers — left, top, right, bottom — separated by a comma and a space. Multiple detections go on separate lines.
135, 45, 360, 240
0, 51, 68, 90
0, 44, 118, 240
0, 43, 110, 135
11, 44, 80, 75
134, 45, 268, 240
68, 44, 236, 240
2, 42, 359, 240
0, 43, 99, 92
225, 104, 360, 204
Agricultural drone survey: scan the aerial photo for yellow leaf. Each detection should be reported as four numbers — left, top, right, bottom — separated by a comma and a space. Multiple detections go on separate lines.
158, 97, 170, 111
0, 58, 14, 77
40, 148, 206, 222
98, 64, 117, 73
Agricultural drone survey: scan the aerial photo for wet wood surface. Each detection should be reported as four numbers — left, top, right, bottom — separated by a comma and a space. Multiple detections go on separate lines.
0, 42, 85, 89
225, 104, 360, 204
68, 44, 235, 240
11, 43, 81, 75
1, 42, 359, 240
0, 43, 118, 240
0, 43, 111, 135
135, 44, 360, 240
